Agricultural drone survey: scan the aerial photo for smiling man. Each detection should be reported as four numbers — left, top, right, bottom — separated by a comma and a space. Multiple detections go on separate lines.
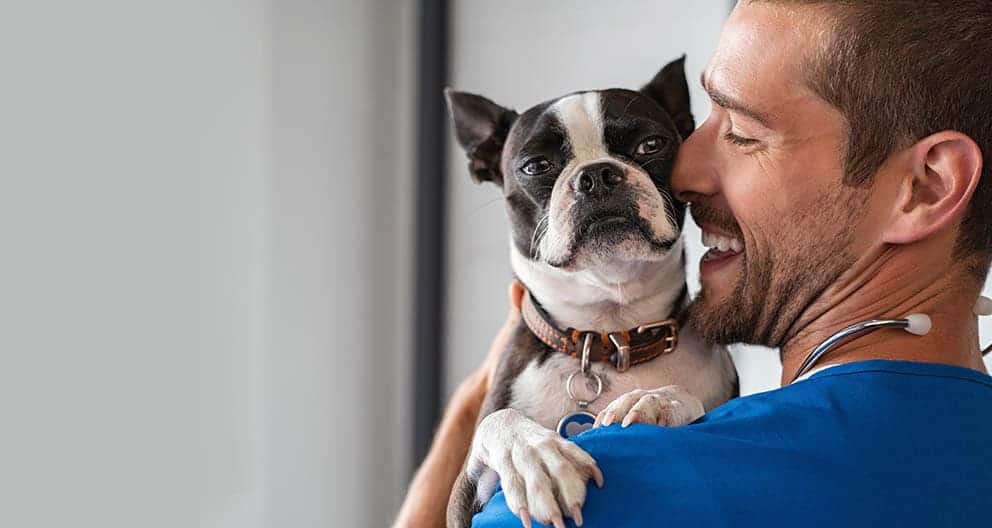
460, 1, 992, 526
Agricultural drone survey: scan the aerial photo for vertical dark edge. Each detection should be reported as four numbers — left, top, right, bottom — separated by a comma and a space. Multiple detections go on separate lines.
412, 0, 450, 470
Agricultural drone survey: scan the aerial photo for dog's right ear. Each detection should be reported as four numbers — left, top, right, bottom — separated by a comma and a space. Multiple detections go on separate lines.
445, 89, 518, 185
641, 56, 695, 140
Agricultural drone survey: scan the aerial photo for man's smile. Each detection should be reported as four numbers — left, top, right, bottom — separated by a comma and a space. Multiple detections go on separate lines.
699, 226, 743, 280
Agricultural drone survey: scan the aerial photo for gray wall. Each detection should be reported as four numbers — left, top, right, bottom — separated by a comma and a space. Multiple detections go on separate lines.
1, 1, 416, 526
255, 2, 416, 526
443, 0, 992, 398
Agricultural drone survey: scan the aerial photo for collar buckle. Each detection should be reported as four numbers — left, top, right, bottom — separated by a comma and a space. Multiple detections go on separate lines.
608, 332, 631, 372
637, 318, 679, 355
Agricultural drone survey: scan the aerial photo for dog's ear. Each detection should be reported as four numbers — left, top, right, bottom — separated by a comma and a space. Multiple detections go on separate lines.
445, 89, 518, 185
641, 55, 695, 140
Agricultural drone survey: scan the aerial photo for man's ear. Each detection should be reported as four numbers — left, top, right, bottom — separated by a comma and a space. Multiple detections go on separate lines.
641, 55, 695, 140
882, 131, 983, 245
444, 89, 518, 185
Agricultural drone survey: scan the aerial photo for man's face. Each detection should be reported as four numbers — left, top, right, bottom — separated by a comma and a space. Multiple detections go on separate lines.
673, 3, 875, 347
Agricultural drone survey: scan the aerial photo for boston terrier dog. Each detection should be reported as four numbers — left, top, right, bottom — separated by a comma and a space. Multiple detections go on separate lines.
444, 57, 739, 528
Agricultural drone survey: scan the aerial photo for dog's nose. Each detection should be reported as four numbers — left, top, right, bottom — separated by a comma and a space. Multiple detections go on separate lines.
573, 162, 626, 198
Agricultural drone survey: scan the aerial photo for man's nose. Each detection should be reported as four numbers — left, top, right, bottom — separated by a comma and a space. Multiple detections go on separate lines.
672, 116, 721, 202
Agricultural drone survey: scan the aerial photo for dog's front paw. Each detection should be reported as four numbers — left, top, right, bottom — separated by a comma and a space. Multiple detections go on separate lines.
594, 385, 705, 428
467, 408, 603, 528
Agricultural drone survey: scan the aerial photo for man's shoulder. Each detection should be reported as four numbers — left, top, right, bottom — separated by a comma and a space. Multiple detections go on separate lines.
573, 359, 992, 457
570, 360, 992, 524
473, 360, 992, 527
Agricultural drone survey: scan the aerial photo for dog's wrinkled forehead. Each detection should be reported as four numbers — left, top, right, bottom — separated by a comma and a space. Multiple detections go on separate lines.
502, 89, 680, 180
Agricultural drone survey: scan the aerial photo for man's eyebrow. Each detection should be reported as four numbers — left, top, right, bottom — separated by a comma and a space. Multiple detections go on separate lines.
700, 71, 773, 128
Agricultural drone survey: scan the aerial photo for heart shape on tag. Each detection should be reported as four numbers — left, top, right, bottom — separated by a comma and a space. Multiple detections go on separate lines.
557, 411, 597, 439
566, 421, 594, 437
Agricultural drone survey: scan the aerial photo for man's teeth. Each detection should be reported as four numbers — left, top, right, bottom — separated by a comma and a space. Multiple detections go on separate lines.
701, 231, 744, 253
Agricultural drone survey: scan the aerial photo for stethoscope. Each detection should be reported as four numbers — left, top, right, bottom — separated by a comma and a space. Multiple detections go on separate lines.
791, 295, 992, 383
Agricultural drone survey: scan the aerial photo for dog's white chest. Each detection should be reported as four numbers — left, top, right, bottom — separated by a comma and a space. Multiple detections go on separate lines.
507, 328, 735, 431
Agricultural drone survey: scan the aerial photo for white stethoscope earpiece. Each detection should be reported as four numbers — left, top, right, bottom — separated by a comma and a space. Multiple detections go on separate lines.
902, 313, 932, 336
978, 296, 992, 358
974, 295, 992, 317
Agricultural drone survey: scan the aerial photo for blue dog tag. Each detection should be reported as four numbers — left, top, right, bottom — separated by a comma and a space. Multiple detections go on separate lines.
557, 411, 596, 439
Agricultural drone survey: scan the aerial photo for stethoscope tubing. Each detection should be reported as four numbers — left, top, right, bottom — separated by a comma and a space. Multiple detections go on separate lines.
792, 318, 911, 383
793, 297, 992, 384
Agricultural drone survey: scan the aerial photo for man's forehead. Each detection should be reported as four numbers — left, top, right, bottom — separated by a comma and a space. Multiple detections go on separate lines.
703, 1, 828, 126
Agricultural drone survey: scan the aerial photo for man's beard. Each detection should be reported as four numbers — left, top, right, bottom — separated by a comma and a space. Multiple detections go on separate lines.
685, 188, 864, 348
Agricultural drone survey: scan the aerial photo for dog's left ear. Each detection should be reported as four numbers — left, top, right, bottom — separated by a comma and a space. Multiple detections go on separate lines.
641, 55, 695, 139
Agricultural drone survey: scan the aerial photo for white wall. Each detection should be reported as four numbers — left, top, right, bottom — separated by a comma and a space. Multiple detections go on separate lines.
0, 1, 416, 527
444, 0, 992, 398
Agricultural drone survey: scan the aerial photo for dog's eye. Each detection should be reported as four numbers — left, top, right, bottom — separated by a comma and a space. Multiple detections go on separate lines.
635, 136, 667, 156
521, 157, 553, 176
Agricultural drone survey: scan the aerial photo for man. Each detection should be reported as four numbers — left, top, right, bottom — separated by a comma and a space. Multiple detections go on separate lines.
395, 1, 992, 526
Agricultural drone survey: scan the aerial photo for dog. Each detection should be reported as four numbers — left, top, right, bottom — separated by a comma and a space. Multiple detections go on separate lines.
444, 57, 739, 528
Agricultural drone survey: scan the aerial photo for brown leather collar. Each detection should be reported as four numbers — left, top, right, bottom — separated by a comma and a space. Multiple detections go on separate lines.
520, 289, 680, 372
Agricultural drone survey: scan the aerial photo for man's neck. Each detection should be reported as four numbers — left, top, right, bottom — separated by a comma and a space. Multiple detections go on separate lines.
779, 242, 987, 385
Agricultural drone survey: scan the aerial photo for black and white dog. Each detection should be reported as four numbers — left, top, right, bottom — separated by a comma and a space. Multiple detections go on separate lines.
445, 57, 738, 528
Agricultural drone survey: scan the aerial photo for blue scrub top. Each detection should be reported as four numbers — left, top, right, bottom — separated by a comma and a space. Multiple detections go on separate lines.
473, 360, 992, 527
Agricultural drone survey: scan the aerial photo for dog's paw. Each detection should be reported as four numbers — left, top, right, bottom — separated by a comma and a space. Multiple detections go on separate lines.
467, 408, 603, 528
594, 385, 705, 428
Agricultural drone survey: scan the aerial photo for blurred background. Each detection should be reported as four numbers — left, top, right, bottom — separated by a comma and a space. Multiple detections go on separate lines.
0, 1, 988, 527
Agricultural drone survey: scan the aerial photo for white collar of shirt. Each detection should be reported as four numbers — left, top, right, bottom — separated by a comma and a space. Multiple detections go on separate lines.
792, 363, 842, 384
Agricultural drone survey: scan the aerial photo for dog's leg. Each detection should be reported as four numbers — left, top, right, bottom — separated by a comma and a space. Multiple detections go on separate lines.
447, 321, 544, 528
446, 467, 501, 528
463, 407, 604, 528
447, 468, 480, 528
594, 385, 705, 428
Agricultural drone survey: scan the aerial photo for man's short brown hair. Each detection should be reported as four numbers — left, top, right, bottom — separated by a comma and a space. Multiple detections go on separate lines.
751, 0, 992, 280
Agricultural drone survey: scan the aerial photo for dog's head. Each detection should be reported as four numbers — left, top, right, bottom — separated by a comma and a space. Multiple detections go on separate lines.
446, 57, 694, 271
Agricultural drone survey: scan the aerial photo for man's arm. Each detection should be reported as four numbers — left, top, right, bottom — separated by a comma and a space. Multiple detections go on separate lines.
392, 282, 524, 528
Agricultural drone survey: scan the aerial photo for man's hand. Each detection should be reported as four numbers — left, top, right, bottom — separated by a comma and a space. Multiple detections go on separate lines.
391, 281, 524, 528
